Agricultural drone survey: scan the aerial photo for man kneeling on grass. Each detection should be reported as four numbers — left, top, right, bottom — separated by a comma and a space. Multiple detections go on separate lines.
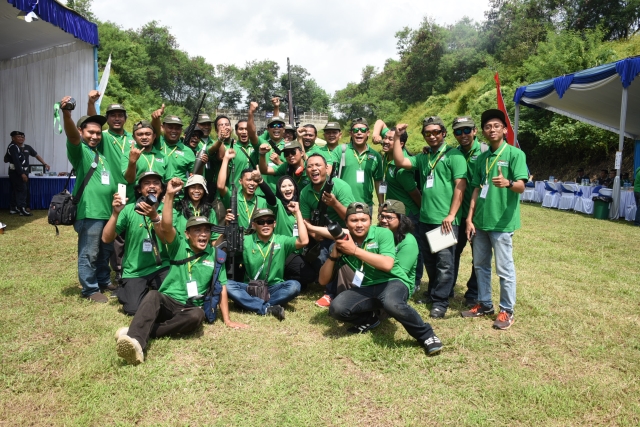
115, 178, 248, 365
319, 202, 443, 355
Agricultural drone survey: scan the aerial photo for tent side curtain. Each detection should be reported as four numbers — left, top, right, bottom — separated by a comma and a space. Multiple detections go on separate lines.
7, 0, 99, 46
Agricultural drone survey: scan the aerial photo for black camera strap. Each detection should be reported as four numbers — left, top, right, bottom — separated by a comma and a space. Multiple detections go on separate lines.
72, 151, 100, 205
170, 251, 206, 266
142, 216, 163, 266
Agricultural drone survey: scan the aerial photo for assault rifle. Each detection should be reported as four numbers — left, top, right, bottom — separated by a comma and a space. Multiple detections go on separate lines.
310, 167, 337, 226
286, 57, 300, 128
189, 92, 207, 175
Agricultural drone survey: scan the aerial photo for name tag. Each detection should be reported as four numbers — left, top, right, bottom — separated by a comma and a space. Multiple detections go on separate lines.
378, 182, 387, 194
101, 170, 110, 185
352, 270, 364, 287
425, 174, 434, 189
480, 184, 489, 199
142, 239, 153, 252
186, 280, 199, 298
293, 224, 299, 237
356, 170, 365, 183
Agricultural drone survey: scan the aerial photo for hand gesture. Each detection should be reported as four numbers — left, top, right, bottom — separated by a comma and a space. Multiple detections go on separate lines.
466, 219, 476, 242
287, 201, 299, 214
218, 126, 231, 140
396, 123, 408, 134
224, 209, 235, 225
224, 148, 236, 160
44, 164, 51, 172
271, 96, 280, 108
372, 135, 382, 144
88, 90, 100, 104
129, 146, 142, 164
135, 201, 157, 217
166, 177, 183, 196
225, 320, 249, 329
249, 101, 259, 113
269, 152, 281, 164
296, 127, 305, 139
250, 170, 263, 184
60, 96, 73, 115
151, 104, 165, 120
112, 193, 127, 213
258, 143, 271, 155
492, 166, 508, 188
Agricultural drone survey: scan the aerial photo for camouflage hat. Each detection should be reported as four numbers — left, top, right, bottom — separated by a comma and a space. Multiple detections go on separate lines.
282, 140, 302, 151
162, 115, 183, 125
132, 120, 153, 132
197, 113, 212, 124
185, 216, 213, 230
324, 122, 341, 131
345, 202, 370, 218
452, 116, 476, 130
136, 170, 163, 185
351, 117, 368, 127
284, 124, 295, 131
422, 116, 445, 128
105, 103, 126, 114
380, 199, 406, 215
267, 116, 286, 126
185, 174, 208, 194
76, 115, 107, 128
252, 208, 276, 222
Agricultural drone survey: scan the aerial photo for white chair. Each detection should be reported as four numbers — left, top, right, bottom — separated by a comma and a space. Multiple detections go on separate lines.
575, 185, 602, 215
558, 182, 578, 210
522, 181, 541, 203
542, 181, 560, 208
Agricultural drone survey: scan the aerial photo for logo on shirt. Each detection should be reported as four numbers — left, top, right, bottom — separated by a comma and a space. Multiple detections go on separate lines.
365, 242, 378, 250
274, 243, 281, 250
175, 151, 184, 157
155, 158, 164, 163
471, 155, 478, 161
497, 160, 509, 167
202, 260, 216, 268
368, 154, 375, 160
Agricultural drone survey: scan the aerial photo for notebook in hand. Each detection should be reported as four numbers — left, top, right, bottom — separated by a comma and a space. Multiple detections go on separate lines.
425, 226, 458, 253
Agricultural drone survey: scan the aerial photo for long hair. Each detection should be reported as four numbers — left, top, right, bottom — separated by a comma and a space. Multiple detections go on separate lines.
392, 214, 414, 246
175, 190, 213, 220
275, 175, 300, 205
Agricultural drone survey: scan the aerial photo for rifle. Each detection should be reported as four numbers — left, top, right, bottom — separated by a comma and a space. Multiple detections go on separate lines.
310, 170, 336, 227
286, 58, 300, 128
211, 141, 244, 280
189, 92, 207, 175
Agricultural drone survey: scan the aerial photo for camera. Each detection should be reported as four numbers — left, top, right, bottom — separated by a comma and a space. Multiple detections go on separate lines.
135, 194, 157, 211
328, 221, 348, 241
61, 98, 76, 111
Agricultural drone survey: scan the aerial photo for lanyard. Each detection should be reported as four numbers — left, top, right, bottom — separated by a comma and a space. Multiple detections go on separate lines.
254, 236, 273, 279
383, 155, 393, 181
142, 153, 155, 171
238, 143, 253, 159
241, 195, 256, 220
465, 147, 477, 164
163, 142, 178, 158
485, 143, 508, 181
427, 145, 446, 173
189, 202, 200, 216
352, 147, 368, 169
91, 149, 106, 172
111, 132, 127, 154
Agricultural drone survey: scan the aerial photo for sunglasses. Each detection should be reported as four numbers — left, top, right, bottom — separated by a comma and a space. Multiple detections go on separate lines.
422, 129, 443, 137
453, 127, 474, 136
268, 123, 284, 129
254, 218, 275, 225
283, 149, 298, 157
351, 127, 369, 134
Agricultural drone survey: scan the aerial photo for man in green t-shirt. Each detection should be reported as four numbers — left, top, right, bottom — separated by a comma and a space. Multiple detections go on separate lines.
102, 171, 169, 315
461, 109, 528, 330
320, 202, 442, 356
114, 178, 249, 365
226, 207, 309, 320
60, 96, 115, 303
122, 120, 168, 184
259, 139, 311, 190
248, 101, 285, 192
297, 124, 333, 173
392, 118, 467, 319
323, 122, 343, 153
150, 105, 196, 182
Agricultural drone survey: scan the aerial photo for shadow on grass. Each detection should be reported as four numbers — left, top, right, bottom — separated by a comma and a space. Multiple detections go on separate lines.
0, 210, 40, 232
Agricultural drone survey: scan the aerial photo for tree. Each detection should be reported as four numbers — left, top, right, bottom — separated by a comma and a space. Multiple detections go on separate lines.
279, 64, 330, 113
66, 0, 95, 21
238, 60, 280, 110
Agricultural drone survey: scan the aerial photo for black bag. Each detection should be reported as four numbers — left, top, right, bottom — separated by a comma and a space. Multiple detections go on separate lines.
48, 153, 99, 235
247, 243, 275, 302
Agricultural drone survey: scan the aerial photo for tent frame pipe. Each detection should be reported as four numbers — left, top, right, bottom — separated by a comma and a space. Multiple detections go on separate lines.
513, 103, 520, 146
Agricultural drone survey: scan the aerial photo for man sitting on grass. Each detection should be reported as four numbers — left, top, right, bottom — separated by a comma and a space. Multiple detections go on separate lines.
115, 178, 248, 365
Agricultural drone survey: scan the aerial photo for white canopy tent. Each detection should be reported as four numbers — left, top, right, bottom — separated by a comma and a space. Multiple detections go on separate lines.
0, 0, 99, 175
513, 56, 640, 219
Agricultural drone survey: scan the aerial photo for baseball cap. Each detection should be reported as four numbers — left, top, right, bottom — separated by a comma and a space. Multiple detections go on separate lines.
283, 140, 302, 151
10, 131, 25, 137
351, 117, 368, 127
267, 116, 286, 126
481, 109, 507, 128
252, 208, 276, 222
324, 122, 341, 131
162, 115, 183, 125
76, 115, 107, 128
137, 171, 163, 185
185, 216, 213, 230
422, 116, 445, 128
105, 103, 126, 114
380, 199, 406, 215
452, 116, 476, 130
197, 113, 212, 124
284, 124, 295, 131
188, 127, 204, 138
185, 174, 208, 194
132, 120, 153, 132
345, 202, 370, 217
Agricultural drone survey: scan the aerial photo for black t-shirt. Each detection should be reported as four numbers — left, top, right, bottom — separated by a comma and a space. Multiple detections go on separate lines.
20, 145, 38, 168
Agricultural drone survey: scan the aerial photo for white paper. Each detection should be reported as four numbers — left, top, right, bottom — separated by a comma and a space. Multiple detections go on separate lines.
101, 171, 110, 185
142, 239, 153, 253
356, 170, 365, 183
186, 280, 199, 298
425, 175, 434, 189
615, 151, 622, 170
480, 184, 488, 199
378, 182, 387, 194
352, 270, 364, 287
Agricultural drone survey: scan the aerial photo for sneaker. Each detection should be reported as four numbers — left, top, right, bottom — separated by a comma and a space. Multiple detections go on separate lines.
424, 335, 443, 355
266, 305, 285, 321
430, 306, 446, 319
315, 294, 332, 307
114, 327, 129, 342
116, 335, 144, 365
461, 304, 495, 318
347, 314, 380, 334
86, 292, 108, 303
493, 310, 514, 330
18, 207, 32, 216
100, 283, 119, 292
9, 209, 18, 214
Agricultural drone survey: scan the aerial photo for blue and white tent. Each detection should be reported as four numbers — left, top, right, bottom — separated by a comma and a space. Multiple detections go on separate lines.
513, 56, 640, 219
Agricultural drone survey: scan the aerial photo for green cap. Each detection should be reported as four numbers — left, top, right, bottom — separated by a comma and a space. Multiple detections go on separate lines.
324, 122, 341, 131
252, 208, 276, 222
105, 103, 126, 114
185, 174, 208, 194
423, 116, 445, 128
380, 127, 390, 138
185, 216, 213, 230
137, 171, 163, 185
282, 140, 302, 151
345, 202, 370, 218
380, 199, 405, 215
76, 115, 107, 128
267, 116, 286, 126
162, 115, 183, 125
132, 120, 153, 132
351, 117, 368, 127
197, 113, 212, 124
452, 116, 475, 130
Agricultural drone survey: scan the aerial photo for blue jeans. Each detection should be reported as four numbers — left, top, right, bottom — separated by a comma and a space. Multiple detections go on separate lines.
226, 280, 301, 315
417, 222, 458, 310
73, 218, 114, 297
407, 212, 424, 288
329, 280, 435, 342
634, 192, 640, 225
472, 229, 516, 312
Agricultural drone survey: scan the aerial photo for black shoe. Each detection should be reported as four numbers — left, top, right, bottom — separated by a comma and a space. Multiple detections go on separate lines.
464, 298, 476, 308
424, 335, 443, 355
347, 314, 380, 334
430, 306, 446, 319
100, 283, 119, 292
18, 207, 32, 216
266, 305, 285, 321
115, 271, 123, 284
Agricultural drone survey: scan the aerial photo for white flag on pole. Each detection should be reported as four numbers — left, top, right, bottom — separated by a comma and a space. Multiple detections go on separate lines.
96, 54, 112, 109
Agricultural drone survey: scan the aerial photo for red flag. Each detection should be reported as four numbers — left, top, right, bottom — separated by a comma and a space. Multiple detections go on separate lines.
494, 72, 518, 147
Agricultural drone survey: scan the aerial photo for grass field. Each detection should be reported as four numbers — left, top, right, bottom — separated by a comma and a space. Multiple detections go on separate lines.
1, 204, 639, 426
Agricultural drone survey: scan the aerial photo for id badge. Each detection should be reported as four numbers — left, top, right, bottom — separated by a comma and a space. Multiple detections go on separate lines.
425, 174, 434, 189
101, 170, 110, 185
293, 224, 299, 237
142, 238, 153, 253
186, 280, 199, 298
378, 182, 388, 194
356, 170, 365, 183
352, 270, 364, 287
480, 183, 489, 199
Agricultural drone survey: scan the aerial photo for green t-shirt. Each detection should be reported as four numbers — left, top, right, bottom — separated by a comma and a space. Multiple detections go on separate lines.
157, 136, 196, 182
67, 141, 116, 220
381, 154, 419, 215
99, 129, 135, 202
115, 203, 170, 278
409, 144, 467, 225
299, 177, 355, 227
336, 226, 411, 291
457, 138, 485, 218
121, 145, 169, 183
174, 205, 220, 240
225, 139, 258, 185
395, 233, 419, 295
273, 199, 297, 236
158, 235, 227, 306
333, 143, 383, 205
221, 191, 268, 229
242, 233, 297, 285
470, 141, 529, 232
305, 143, 334, 166
274, 162, 311, 190
261, 138, 286, 193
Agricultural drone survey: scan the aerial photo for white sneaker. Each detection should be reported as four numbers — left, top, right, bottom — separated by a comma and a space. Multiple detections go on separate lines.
116, 335, 144, 365
114, 327, 129, 342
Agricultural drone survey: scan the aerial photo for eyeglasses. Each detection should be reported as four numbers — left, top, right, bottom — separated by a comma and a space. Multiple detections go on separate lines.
254, 218, 275, 225
453, 127, 474, 136
283, 149, 298, 157
268, 123, 284, 129
422, 129, 443, 137
351, 127, 369, 134
483, 124, 504, 131
377, 214, 397, 222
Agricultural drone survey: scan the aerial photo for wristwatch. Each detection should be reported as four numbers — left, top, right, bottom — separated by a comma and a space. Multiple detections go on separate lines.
507, 180, 514, 188
328, 255, 339, 262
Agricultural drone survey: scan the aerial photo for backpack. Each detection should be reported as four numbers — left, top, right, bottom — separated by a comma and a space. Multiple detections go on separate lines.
201, 248, 227, 323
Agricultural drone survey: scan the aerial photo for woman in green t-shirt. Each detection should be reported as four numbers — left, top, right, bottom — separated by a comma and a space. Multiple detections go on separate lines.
174, 174, 219, 239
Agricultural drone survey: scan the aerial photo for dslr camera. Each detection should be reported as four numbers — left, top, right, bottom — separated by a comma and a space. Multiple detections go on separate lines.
61, 98, 76, 110
135, 194, 157, 211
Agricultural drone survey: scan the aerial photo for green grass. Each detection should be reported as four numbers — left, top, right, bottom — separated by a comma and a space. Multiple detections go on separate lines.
1, 206, 639, 426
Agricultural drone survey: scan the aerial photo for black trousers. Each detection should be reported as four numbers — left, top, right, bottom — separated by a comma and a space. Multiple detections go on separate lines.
109, 232, 126, 275
118, 267, 169, 315
284, 253, 317, 290
127, 290, 205, 350
8, 171, 27, 209
452, 218, 478, 301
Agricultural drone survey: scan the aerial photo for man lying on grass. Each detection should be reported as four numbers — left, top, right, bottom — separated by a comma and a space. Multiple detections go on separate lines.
115, 177, 248, 365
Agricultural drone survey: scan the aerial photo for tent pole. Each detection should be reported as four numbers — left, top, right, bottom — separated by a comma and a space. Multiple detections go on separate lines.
611, 87, 628, 219
514, 103, 520, 145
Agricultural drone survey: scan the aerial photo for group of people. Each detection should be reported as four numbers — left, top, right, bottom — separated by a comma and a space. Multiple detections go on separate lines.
577, 168, 635, 188
56, 91, 528, 365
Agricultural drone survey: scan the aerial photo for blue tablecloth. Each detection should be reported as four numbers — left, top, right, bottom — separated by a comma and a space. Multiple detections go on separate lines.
0, 176, 76, 210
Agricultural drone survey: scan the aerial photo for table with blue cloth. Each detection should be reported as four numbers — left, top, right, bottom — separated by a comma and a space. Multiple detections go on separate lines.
0, 175, 76, 210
